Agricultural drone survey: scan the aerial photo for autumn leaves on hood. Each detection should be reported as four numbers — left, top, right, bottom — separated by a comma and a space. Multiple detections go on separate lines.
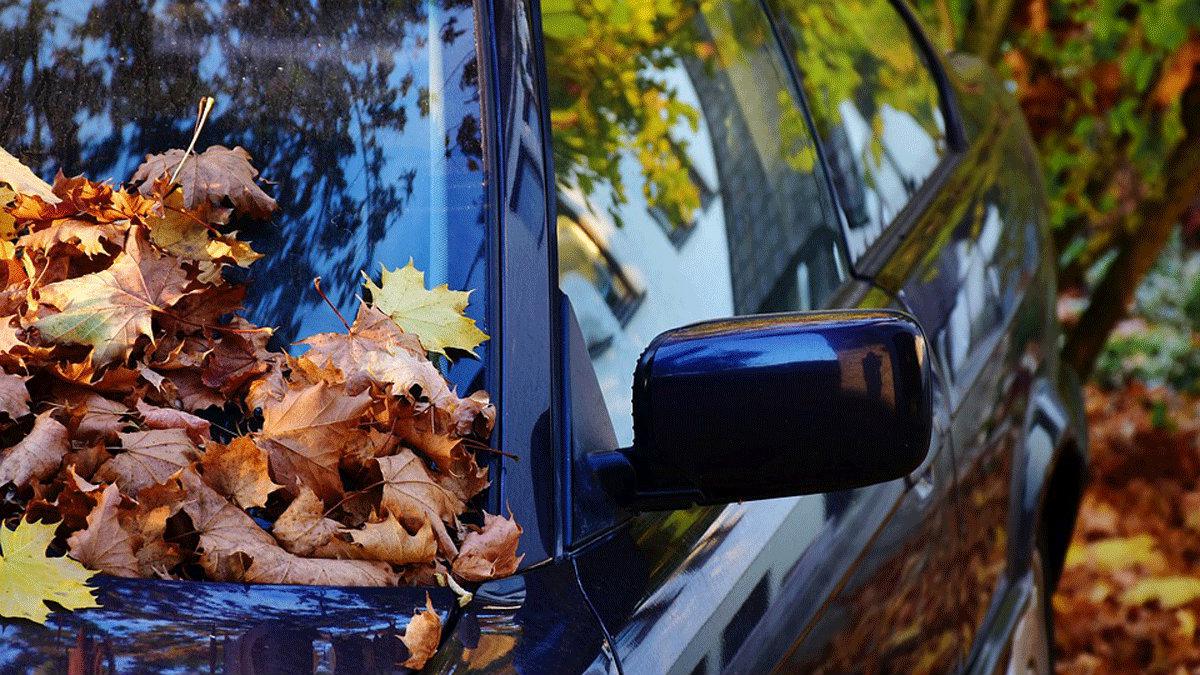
0, 142, 519, 661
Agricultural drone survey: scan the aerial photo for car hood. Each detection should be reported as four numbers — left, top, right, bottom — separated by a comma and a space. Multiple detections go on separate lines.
0, 576, 457, 673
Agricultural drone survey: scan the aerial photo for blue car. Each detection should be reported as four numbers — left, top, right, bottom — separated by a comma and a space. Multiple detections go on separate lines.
0, 0, 1085, 672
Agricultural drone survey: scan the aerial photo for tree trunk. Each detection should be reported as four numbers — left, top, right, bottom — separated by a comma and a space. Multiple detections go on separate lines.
1062, 77, 1200, 379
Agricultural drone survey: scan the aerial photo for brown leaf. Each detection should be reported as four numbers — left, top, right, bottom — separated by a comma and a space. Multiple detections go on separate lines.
0, 372, 30, 420
178, 469, 275, 557
136, 400, 211, 443
34, 234, 192, 365
451, 390, 496, 438
202, 332, 270, 395
67, 483, 138, 577
271, 487, 340, 557
258, 382, 371, 499
378, 449, 464, 524
132, 146, 277, 220
20, 218, 124, 258
0, 413, 69, 487
99, 429, 197, 494
400, 594, 443, 670
344, 514, 437, 565
451, 511, 523, 582
199, 436, 279, 509
297, 301, 429, 395
242, 546, 397, 586
69, 392, 128, 442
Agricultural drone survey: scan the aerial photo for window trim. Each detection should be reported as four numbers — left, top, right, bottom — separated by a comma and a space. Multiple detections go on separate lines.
760, 0, 969, 280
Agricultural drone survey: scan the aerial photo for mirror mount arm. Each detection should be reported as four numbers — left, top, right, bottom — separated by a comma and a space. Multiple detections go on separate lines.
587, 450, 704, 511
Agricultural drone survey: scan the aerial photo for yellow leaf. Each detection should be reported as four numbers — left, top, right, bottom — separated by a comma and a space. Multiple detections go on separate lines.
0, 146, 59, 204
1122, 576, 1200, 609
0, 518, 100, 624
362, 260, 489, 358
1064, 533, 1165, 573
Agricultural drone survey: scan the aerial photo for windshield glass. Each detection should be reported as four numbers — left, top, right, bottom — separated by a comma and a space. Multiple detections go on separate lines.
0, 0, 489, 390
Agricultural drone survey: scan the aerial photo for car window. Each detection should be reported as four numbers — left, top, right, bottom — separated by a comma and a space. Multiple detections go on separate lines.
769, 0, 948, 262
544, 0, 845, 446
0, 0, 489, 393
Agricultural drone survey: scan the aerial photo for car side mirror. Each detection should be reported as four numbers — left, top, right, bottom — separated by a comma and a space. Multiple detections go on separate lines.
589, 310, 932, 510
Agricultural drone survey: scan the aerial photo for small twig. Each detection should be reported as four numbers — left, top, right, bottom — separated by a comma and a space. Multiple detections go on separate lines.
323, 479, 386, 518
313, 277, 351, 332
170, 96, 216, 185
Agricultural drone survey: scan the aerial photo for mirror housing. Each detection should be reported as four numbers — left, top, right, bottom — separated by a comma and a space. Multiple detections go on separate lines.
590, 310, 932, 510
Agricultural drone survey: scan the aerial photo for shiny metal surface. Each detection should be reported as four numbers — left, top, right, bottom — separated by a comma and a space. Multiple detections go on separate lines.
611, 310, 931, 507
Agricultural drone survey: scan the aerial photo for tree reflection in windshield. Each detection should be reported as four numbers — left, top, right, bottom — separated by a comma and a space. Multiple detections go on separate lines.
0, 0, 488, 389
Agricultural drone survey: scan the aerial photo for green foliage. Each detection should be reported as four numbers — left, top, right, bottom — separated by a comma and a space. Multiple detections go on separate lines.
1094, 230, 1200, 391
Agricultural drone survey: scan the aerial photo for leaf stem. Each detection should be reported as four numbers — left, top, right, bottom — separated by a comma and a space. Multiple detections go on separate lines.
313, 277, 351, 332
170, 96, 216, 185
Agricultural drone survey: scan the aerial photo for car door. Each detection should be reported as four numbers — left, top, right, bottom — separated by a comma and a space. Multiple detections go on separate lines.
540, 0, 963, 672
772, 0, 1061, 662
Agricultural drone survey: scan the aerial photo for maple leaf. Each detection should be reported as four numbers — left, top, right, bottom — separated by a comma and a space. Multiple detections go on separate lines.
98, 429, 197, 495
20, 218, 124, 258
136, 400, 211, 442
0, 518, 99, 624
345, 514, 437, 565
66, 483, 139, 577
34, 235, 191, 365
451, 511, 524, 582
0, 186, 18, 255
202, 332, 270, 395
132, 146, 277, 219
400, 594, 443, 670
271, 486, 340, 556
0, 372, 30, 420
363, 260, 489, 358
147, 189, 260, 267
199, 436, 279, 509
178, 469, 276, 559
378, 449, 465, 525
0, 413, 69, 488
258, 382, 371, 500
243, 546, 398, 586
0, 145, 59, 204
298, 302, 438, 396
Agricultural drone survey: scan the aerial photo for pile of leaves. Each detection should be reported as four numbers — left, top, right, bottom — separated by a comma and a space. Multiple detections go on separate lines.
0, 144, 517, 663
1054, 382, 1200, 673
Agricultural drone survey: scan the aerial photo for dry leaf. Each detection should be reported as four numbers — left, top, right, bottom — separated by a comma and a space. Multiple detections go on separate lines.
0, 413, 69, 488
0, 518, 99, 624
178, 469, 275, 559
136, 400, 211, 442
67, 483, 139, 577
99, 429, 196, 494
344, 514, 437, 565
0, 145, 59, 203
401, 593, 443, 669
377, 449, 465, 527
200, 436, 279, 509
0, 372, 30, 419
258, 382, 370, 499
272, 486, 340, 557
35, 235, 191, 365
452, 512, 523, 582
243, 546, 398, 586
132, 146, 277, 219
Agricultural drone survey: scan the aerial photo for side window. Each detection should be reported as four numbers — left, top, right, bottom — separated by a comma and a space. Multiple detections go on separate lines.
769, 0, 949, 261
543, 0, 845, 445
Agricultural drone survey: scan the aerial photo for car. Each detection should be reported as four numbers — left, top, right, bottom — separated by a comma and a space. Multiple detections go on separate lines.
0, 0, 1086, 673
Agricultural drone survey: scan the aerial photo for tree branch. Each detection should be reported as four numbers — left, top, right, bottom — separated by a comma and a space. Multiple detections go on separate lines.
1062, 75, 1200, 378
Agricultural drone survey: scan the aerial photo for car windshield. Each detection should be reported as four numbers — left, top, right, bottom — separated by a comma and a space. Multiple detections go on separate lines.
0, 0, 489, 391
